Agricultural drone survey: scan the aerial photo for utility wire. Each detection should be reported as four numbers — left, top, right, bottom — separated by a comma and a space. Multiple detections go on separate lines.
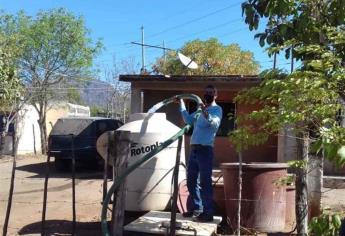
104, 18, 243, 56
166, 18, 242, 45
145, 0, 208, 25
144, 1, 242, 40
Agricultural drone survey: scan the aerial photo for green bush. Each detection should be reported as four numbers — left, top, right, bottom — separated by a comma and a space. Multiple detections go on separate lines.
309, 213, 342, 236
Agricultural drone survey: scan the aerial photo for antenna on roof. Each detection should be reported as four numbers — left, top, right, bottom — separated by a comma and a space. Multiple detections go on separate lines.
131, 42, 198, 70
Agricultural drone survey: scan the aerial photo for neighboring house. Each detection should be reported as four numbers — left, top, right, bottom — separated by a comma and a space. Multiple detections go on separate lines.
46, 103, 90, 134
2, 102, 90, 155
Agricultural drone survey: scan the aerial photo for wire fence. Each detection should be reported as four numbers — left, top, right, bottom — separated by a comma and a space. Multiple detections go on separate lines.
1, 160, 344, 236
1, 131, 345, 235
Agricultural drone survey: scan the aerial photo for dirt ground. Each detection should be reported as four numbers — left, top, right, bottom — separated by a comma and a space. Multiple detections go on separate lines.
0, 155, 344, 236
0, 155, 108, 235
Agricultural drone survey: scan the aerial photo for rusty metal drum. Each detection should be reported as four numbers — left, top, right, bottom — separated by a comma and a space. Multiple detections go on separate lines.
285, 185, 296, 231
220, 162, 288, 233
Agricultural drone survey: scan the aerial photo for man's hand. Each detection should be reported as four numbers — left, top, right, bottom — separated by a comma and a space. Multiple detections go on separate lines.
199, 103, 209, 118
173, 96, 181, 104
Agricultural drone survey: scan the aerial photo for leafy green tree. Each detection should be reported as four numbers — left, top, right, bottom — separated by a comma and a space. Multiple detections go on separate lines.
152, 38, 259, 75
0, 33, 22, 110
0, 33, 22, 156
0, 8, 102, 153
229, 1, 345, 235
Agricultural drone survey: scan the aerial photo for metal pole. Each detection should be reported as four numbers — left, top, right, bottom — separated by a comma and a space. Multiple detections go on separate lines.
141, 26, 145, 72
131, 42, 174, 51
169, 136, 183, 236
163, 40, 167, 63
41, 153, 51, 236
71, 135, 76, 236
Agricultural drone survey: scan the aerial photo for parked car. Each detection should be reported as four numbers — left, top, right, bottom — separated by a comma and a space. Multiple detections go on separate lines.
48, 117, 123, 171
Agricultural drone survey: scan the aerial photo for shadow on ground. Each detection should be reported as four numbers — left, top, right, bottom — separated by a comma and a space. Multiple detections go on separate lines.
18, 220, 101, 235
18, 212, 147, 236
15, 161, 109, 180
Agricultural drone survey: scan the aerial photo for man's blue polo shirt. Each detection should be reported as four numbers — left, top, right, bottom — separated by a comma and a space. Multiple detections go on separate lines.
179, 100, 222, 147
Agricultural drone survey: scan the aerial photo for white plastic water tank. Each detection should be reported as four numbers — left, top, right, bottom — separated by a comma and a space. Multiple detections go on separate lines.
117, 113, 186, 211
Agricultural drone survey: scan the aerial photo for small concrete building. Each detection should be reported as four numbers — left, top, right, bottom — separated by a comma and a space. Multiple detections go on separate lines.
119, 74, 278, 166
1, 102, 90, 155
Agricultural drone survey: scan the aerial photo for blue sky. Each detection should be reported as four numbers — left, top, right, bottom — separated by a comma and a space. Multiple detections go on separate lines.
1, 0, 291, 77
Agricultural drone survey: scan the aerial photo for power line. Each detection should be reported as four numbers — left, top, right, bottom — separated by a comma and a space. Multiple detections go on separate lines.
97, 18, 246, 61
166, 18, 242, 45
145, 0, 208, 25
216, 27, 247, 39
144, 1, 242, 40
103, 18, 243, 56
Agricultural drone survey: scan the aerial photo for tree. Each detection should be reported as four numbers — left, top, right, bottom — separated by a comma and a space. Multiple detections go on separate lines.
103, 56, 136, 122
0, 32, 22, 156
0, 8, 102, 153
0, 32, 26, 236
152, 38, 260, 75
230, 1, 345, 235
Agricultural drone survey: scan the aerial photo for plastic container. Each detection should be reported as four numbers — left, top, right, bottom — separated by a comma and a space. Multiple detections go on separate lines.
117, 113, 186, 211
220, 162, 288, 233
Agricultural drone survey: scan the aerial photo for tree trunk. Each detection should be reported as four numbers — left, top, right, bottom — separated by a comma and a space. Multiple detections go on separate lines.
38, 116, 47, 154
0, 117, 7, 157
0, 130, 5, 158
36, 99, 48, 155
295, 132, 309, 236
307, 154, 323, 219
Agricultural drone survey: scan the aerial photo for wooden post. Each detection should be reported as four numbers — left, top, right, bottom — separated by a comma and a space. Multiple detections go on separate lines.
71, 135, 76, 236
33, 124, 36, 155
237, 152, 243, 236
3, 124, 19, 236
41, 153, 51, 236
169, 136, 183, 236
112, 131, 130, 236
2, 148, 16, 236
103, 132, 112, 202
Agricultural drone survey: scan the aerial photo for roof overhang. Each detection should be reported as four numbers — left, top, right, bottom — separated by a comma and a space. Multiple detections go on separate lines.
119, 74, 261, 91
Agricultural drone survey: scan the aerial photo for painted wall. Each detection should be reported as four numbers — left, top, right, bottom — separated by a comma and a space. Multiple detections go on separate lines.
46, 103, 69, 135
3, 103, 90, 155
16, 105, 42, 154
141, 87, 278, 167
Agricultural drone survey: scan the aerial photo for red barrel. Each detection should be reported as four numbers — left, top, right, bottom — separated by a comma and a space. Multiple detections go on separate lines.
220, 163, 288, 233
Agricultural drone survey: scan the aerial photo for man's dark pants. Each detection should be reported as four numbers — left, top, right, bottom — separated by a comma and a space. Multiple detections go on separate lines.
186, 144, 213, 216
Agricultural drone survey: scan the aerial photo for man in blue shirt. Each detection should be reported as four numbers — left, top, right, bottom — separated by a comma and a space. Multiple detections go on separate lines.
177, 85, 222, 222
